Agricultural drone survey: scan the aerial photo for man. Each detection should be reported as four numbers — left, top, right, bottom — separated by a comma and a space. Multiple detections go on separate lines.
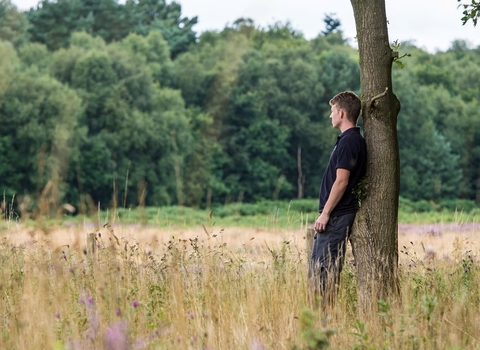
309, 91, 367, 307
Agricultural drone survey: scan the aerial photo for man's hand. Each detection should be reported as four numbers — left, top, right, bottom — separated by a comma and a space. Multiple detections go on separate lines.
315, 212, 330, 233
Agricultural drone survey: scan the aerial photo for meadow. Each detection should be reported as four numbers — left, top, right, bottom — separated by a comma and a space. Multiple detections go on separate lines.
1, 199, 480, 349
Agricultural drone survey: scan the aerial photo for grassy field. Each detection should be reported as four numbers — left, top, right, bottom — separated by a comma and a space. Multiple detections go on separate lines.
1, 200, 480, 349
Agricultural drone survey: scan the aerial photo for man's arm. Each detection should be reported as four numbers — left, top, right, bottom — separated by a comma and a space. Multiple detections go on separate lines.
315, 168, 350, 232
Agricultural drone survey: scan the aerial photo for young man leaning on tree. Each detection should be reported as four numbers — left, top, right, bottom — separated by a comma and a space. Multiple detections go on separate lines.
309, 91, 367, 308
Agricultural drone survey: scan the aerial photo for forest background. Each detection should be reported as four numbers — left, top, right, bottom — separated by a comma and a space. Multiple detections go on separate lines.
1, 0, 480, 219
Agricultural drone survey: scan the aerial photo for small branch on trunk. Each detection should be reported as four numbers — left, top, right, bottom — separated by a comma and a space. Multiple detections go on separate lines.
367, 87, 389, 111
370, 87, 388, 104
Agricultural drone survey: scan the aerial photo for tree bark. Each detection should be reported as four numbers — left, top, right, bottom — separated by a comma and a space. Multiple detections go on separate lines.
297, 145, 304, 199
350, 0, 401, 315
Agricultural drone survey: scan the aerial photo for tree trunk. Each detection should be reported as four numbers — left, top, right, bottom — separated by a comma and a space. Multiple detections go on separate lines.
476, 161, 480, 203
350, 0, 401, 315
297, 145, 304, 199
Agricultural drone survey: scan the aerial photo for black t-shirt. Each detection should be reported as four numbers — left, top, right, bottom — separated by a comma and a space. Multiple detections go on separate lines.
318, 127, 367, 217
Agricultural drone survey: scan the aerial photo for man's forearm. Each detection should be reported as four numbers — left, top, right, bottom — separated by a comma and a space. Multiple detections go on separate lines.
315, 168, 351, 232
322, 178, 348, 215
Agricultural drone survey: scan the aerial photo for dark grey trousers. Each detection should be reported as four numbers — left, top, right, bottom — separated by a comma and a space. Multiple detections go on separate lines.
308, 212, 356, 306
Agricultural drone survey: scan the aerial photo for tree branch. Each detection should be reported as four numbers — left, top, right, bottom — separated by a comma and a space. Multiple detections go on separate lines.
366, 87, 389, 110
370, 87, 389, 104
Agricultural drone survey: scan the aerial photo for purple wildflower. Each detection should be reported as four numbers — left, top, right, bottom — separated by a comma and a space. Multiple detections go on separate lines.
132, 301, 139, 308
188, 312, 194, 319
116, 309, 121, 316
62, 254, 67, 260
79, 292, 100, 344
55, 312, 60, 319
103, 320, 129, 350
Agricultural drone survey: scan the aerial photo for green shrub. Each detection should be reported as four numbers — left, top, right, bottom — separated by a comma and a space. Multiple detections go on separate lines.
437, 199, 477, 213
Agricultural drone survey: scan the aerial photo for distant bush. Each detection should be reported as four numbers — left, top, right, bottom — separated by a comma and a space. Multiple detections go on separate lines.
438, 199, 478, 213
399, 198, 437, 213
212, 199, 318, 218
286, 199, 319, 213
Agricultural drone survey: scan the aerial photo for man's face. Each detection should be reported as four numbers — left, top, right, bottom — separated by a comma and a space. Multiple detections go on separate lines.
329, 104, 343, 129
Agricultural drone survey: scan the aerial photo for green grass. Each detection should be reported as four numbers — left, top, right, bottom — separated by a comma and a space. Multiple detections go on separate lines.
53, 199, 321, 231
54, 198, 480, 229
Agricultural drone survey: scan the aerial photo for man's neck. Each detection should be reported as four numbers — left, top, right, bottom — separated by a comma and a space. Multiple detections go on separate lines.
339, 123, 357, 133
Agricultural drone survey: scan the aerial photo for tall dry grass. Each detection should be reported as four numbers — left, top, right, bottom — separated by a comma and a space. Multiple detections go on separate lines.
1, 221, 479, 349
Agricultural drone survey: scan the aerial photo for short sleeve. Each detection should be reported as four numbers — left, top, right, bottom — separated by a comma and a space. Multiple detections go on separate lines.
335, 135, 360, 171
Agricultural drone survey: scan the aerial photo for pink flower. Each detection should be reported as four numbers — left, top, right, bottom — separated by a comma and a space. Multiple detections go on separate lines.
103, 320, 129, 350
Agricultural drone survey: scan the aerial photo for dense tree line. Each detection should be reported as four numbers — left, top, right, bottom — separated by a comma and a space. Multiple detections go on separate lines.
1, 0, 480, 215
